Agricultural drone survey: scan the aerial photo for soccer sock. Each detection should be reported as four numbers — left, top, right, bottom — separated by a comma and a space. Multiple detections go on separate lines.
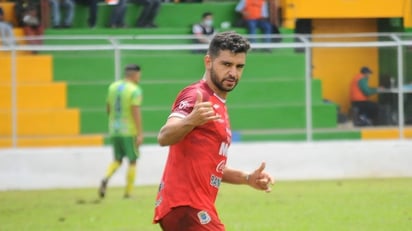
104, 161, 121, 179
125, 165, 136, 196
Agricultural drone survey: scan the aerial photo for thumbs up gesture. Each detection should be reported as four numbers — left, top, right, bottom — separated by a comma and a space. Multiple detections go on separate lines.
187, 90, 221, 126
247, 162, 275, 192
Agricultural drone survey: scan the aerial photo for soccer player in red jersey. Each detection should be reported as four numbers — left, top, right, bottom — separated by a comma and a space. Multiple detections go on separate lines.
153, 31, 275, 231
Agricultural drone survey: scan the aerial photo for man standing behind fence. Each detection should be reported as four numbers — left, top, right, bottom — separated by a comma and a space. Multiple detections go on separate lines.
235, 0, 272, 45
99, 64, 144, 199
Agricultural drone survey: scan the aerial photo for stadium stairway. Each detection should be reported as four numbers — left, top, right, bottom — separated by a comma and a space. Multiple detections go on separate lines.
0, 52, 105, 147
0, 33, 104, 147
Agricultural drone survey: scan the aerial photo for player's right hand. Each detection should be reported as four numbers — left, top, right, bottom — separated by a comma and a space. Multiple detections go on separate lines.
187, 90, 221, 126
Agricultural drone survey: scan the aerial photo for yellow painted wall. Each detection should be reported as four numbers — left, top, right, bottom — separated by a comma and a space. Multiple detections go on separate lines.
283, 0, 412, 28
0, 109, 80, 136
0, 24, 89, 147
0, 83, 67, 110
404, 0, 412, 27
0, 135, 104, 147
362, 128, 412, 139
0, 55, 53, 83
0, 2, 17, 26
285, 0, 406, 18
0, 53, 81, 145
312, 19, 379, 114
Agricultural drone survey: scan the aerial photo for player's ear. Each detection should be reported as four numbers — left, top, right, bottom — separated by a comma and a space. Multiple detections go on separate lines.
204, 54, 212, 69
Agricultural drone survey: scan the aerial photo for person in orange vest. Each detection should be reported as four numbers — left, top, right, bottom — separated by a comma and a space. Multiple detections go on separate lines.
235, 0, 272, 45
350, 66, 382, 126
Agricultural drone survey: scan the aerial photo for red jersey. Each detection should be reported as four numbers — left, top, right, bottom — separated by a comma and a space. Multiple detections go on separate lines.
153, 80, 232, 223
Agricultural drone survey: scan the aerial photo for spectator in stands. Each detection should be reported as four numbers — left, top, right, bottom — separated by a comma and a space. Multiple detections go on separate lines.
108, 0, 126, 28
178, 0, 203, 2
135, 0, 161, 28
76, 0, 98, 28
109, 0, 160, 28
350, 66, 383, 126
191, 11, 215, 53
0, 7, 16, 46
235, 0, 272, 45
49, 0, 75, 28
268, 0, 282, 43
15, 0, 44, 47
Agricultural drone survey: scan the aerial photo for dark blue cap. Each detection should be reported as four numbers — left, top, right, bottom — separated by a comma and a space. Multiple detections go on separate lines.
360, 66, 372, 74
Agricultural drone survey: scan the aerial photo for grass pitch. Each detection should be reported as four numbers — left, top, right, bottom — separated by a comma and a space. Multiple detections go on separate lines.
0, 178, 411, 231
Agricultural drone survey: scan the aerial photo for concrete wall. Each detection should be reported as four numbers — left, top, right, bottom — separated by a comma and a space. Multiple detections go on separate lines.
0, 140, 411, 190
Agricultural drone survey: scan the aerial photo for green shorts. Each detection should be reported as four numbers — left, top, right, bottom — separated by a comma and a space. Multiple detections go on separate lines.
111, 136, 140, 162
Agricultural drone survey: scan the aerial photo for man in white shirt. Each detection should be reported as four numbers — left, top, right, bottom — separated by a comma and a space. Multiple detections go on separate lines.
192, 12, 215, 44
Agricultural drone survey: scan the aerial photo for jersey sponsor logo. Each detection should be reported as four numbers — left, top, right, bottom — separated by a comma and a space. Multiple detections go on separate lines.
226, 128, 231, 137
210, 174, 222, 189
155, 196, 162, 207
197, 210, 212, 225
158, 181, 164, 192
218, 142, 229, 157
216, 160, 226, 174
178, 100, 190, 110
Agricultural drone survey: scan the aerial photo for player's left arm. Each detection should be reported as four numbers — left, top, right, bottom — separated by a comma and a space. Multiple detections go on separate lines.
131, 105, 143, 145
106, 103, 110, 115
106, 85, 112, 115
131, 89, 143, 145
222, 162, 275, 192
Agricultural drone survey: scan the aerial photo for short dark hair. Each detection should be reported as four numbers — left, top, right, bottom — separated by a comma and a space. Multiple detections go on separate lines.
208, 31, 250, 58
202, 12, 212, 19
125, 64, 141, 72
360, 66, 372, 74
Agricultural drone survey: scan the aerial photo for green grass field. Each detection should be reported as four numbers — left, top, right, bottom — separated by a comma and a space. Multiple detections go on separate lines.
1, 178, 411, 231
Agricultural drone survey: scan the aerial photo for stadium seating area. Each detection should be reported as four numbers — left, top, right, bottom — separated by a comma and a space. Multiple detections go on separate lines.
2, 1, 412, 147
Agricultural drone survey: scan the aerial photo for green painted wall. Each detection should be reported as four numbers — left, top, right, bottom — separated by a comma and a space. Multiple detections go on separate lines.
378, 18, 412, 84
44, 2, 353, 142
51, 50, 338, 135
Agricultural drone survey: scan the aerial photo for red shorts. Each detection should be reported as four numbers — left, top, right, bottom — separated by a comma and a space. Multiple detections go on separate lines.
159, 206, 225, 231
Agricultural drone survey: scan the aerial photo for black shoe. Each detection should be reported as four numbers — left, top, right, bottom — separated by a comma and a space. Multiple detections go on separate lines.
144, 23, 158, 28
136, 23, 146, 28
99, 179, 108, 198
123, 194, 131, 199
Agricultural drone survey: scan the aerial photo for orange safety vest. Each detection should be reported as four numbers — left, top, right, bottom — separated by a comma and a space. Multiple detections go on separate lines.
350, 73, 368, 102
244, 0, 265, 20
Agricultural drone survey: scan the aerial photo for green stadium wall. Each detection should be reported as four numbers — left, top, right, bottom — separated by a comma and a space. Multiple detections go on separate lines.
43, 2, 363, 143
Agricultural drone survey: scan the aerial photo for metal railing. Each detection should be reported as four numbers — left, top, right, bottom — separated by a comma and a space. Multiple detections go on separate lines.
1, 32, 412, 147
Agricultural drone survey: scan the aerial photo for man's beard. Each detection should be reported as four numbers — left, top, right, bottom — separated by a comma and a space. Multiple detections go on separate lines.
210, 67, 238, 92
